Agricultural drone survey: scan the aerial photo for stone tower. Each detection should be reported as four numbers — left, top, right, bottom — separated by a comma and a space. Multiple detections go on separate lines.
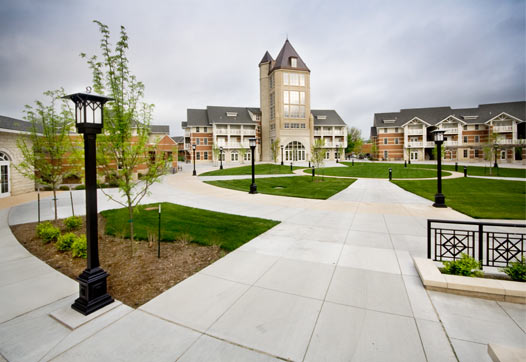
259, 40, 312, 162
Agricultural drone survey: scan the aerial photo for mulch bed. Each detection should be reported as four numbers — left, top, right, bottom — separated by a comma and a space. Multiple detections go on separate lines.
10, 215, 227, 308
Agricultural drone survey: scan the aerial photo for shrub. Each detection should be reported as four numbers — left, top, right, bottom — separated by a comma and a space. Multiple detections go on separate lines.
72, 235, 87, 258
501, 258, 526, 282
75, 184, 86, 190
59, 185, 70, 191
36, 222, 60, 244
442, 253, 483, 277
64, 215, 82, 231
55, 232, 77, 251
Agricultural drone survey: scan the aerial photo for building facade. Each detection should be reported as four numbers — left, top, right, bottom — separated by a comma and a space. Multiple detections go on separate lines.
182, 40, 347, 164
371, 102, 526, 163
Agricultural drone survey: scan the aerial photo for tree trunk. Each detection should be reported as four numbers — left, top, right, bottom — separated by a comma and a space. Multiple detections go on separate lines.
128, 204, 134, 256
53, 188, 58, 221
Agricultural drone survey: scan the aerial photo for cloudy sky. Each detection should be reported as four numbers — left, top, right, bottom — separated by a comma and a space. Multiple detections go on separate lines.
1, 0, 524, 138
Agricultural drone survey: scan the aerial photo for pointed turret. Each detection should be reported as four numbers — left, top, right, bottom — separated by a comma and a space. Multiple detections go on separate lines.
271, 39, 310, 72
259, 51, 273, 65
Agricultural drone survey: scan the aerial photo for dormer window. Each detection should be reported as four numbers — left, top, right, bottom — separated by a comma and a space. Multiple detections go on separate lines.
226, 112, 238, 117
290, 57, 297, 67
316, 115, 327, 120
383, 119, 395, 124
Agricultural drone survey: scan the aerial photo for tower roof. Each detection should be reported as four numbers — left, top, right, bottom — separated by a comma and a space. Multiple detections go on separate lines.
259, 51, 273, 65
271, 39, 310, 72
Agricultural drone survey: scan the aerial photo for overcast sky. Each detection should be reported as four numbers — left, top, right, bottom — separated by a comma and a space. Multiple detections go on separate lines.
1, 0, 524, 138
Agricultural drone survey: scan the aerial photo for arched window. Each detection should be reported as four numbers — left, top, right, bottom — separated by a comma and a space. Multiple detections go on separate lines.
284, 141, 306, 161
0, 151, 10, 161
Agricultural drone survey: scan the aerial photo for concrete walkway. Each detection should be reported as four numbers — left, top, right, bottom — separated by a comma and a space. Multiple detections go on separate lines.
1, 168, 525, 361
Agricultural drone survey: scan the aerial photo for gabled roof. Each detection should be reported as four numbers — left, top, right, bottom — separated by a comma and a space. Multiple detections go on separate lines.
312, 110, 346, 126
207, 106, 259, 124
186, 109, 210, 127
259, 51, 273, 65
0, 115, 42, 133
271, 39, 310, 73
150, 125, 170, 134
171, 136, 184, 144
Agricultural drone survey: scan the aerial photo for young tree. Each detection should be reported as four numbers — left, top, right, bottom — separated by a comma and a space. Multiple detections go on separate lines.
212, 144, 220, 166
82, 21, 168, 252
271, 138, 280, 163
311, 138, 325, 178
370, 141, 378, 161
239, 148, 247, 164
346, 127, 363, 155
16, 89, 79, 221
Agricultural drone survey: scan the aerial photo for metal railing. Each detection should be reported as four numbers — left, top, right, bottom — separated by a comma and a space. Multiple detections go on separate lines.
427, 219, 526, 268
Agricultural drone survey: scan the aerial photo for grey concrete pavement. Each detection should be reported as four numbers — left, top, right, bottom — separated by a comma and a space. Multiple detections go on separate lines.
1, 167, 525, 361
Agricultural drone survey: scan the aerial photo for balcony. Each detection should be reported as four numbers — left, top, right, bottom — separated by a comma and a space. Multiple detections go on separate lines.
215, 129, 228, 135
314, 131, 322, 136
443, 128, 458, 134
493, 126, 513, 133
407, 141, 422, 148
216, 142, 250, 149
229, 129, 241, 135
184, 130, 190, 137
497, 138, 526, 145
444, 141, 458, 147
242, 129, 256, 135
407, 129, 423, 135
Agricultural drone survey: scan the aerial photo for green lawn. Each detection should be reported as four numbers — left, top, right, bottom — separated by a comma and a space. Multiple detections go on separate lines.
205, 176, 355, 199
200, 163, 303, 176
101, 203, 280, 251
411, 163, 526, 178
392, 178, 526, 219
304, 162, 451, 179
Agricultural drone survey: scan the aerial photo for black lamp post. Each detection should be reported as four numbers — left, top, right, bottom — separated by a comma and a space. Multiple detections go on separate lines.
249, 138, 257, 194
64, 89, 114, 315
336, 144, 339, 163
219, 146, 223, 170
432, 129, 446, 208
192, 144, 197, 176
280, 145, 284, 166
493, 143, 499, 168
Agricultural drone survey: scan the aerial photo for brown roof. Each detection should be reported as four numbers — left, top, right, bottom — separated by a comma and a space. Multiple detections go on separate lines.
270, 40, 310, 73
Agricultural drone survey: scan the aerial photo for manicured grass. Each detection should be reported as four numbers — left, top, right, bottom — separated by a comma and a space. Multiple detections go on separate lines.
392, 178, 526, 219
200, 163, 303, 176
101, 203, 280, 251
304, 162, 451, 179
411, 163, 526, 178
205, 176, 356, 199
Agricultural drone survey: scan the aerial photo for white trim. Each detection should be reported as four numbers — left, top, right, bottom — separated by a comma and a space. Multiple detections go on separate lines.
435, 115, 466, 126
0, 160, 11, 198
400, 117, 432, 127
0, 128, 33, 135
485, 112, 524, 125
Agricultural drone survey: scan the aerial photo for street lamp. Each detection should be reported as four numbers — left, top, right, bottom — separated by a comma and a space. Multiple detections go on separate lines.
336, 143, 340, 163
249, 138, 257, 194
192, 144, 196, 176
64, 89, 114, 315
432, 129, 446, 208
493, 143, 499, 168
219, 146, 223, 170
280, 145, 284, 166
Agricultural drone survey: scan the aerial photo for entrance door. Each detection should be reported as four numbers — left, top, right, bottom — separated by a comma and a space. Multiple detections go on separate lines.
410, 151, 418, 160
0, 153, 10, 198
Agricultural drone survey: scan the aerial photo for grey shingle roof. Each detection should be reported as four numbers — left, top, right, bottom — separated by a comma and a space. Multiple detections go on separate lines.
0, 115, 35, 133
312, 110, 346, 126
373, 101, 526, 128
186, 109, 210, 127
207, 106, 259, 124
270, 40, 310, 73
150, 125, 170, 133
259, 51, 274, 65
171, 136, 184, 144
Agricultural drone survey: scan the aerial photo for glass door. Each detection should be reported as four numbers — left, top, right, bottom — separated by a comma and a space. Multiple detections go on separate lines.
0, 163, 9, 197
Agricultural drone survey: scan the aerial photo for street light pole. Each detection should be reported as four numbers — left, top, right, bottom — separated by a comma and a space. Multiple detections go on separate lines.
192, 144, 197, 176
280, 145, 284, 166
249, 138, 257, 194
219, 146, 223, 170
64, 90, 114, 315
432, 129, 446, 208
493, 143, 499, 168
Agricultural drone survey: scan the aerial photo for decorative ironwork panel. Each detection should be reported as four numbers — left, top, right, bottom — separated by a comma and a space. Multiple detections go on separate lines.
486, 232, 525, 267
433, 228, 475, 262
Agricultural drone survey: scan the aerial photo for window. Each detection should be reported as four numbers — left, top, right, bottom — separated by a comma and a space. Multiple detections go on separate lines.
384, 128, 388, 133
501, 150, 506, 160
301, 124, 305, 128
196, 127, 200, 132
149, 151, 156, 164
463, 149, 468, 158
463, 136, 468, 143
384, 138, 388, 145
204, 152, 208, 160
290, 57, 297, 67
196, 138, 200, 145
166, 152, 173, 161
384, 150, 388, 159
284, 123, 290, 128
231, 152, 238, 161
395, 138, 399, 145
325, 152, 330, 160
283, 72, 305, 86
196, 152, 200, 160
474, 149, 479, 158
270, 123, 275, 130
270, 93, 275, 120
474, 136, 480, 143
475, 125, 479, 130
463, 125, 467, 130
244, 152, 251, 161
283, 90, 306, 118
204, 138, 208, 145
335, 152, 339, 159
204, 127, 207, 133
395, 128, 399, 133
269, 73, 274, 89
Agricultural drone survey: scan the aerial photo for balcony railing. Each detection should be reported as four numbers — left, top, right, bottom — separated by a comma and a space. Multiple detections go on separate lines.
444, 141, 458, 147
407, 141, 422, 148
443, 128, 458, 134
407, 129, 423, 135
314, 131, 322, 136
216, 142, 250, 149
215, 129, 228, 135
497, 139, 526, 145
493, 126, 513, 133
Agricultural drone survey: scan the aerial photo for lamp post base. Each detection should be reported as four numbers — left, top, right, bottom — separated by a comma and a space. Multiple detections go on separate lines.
433, 193, 447, 208
220, 165, 223, 170
249, 184, 258, 194
71, 267, 113, 315
192, 170, 197, 176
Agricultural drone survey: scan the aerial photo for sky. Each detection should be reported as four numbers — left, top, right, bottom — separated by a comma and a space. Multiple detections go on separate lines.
1, 0, 524, 138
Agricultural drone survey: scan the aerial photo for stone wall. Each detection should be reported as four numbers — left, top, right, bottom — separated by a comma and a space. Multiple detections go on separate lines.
0, 131, 35, 196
